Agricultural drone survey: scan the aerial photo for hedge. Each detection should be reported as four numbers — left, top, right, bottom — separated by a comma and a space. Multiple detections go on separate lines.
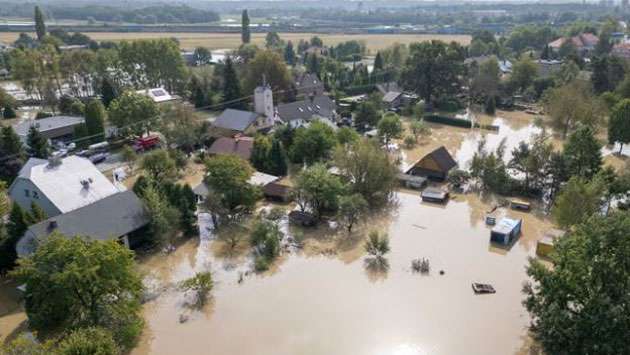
423, 114, 499, 131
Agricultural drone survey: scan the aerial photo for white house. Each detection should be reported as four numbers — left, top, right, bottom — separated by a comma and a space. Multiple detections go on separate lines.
8, 156, 121, 218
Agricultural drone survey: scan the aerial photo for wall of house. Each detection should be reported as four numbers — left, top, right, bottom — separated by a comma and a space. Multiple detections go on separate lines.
9, 178, 62, 218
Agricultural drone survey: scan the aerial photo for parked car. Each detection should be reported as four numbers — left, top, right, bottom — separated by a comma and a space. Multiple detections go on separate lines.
89, 153, 108, 164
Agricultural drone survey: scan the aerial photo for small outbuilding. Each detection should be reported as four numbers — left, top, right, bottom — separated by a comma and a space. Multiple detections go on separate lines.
536, 229, 565, 258
398, 173, 428, 190
406, 146, 457, 181
490, 218, 522, 246
208, 136, 254, 160
510, 199, 531, 211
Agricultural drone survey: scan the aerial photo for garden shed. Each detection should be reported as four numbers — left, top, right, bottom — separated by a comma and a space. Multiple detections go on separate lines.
490, 218, 522, 246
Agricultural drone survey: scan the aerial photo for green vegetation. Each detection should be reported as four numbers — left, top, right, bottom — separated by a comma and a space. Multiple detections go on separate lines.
294, 164, 345, 219
250, 219, 282, 271
179, 271, 214, 307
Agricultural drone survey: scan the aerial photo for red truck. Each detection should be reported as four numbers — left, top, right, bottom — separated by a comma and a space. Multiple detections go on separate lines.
133, 135, 161, 152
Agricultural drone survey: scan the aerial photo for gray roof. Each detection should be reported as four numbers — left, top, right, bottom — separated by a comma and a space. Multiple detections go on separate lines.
382, 91, 402, 103
376, 82, 401, 95
276, 96, 335, 122
13, 116, 85, 137
296, 73, 323, 93
25, 190, 149, 243
213, 109, 259, 132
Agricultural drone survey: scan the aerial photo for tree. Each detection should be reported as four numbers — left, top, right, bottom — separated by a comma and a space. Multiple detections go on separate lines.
139, 183, 180, 246
159, 103, 205, 153
12, 234, 144, 349
179, 271, 213, 306
552, 176, 605, 229
338, 193, 368, 232
250, 219, 282, 271
336, 126, 360, 145
108, 91, 159, 137
205, 155, 259, 216
0, 126, 25, 183
222, 57, 245, 110
84, 99, 106, 142
284, 40, 296, 66
3, 105, 16, 119
57, 327, 118, 355
365, 231, 390, 259
523, 212, 630, 355
241, 10, 251, 44
0, 334, 55, 354
141, 149, 177, 183
242, 50, 292, 96
401, 40, 465, 104
377, 112, 403, 145
544, 81, 603, 138
373, 51, 384, 72
333, 139, 398, 205
28, 201, 47, 224
409, 119, 429, 143
26, 126, 49, 159
289, 121, 336, 165
354, 101, 380, 128
265, 32, 282, 49
510, 57, 538, 92
563, 125, 602, 179
609, 99, 630, 154
294, 163, 345, 218
268, 138, 288, 176
193, 47, 212, 65
34, 6, 46, 41
470, 57, 500, 101
250, 134, 272, 173
100, 77, 117, 108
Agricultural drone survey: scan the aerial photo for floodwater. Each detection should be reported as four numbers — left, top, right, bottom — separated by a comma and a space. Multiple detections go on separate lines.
133, 192, 552, 355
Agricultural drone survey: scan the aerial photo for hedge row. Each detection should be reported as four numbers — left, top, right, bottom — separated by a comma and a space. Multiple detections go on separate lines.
423, 114, 499, 131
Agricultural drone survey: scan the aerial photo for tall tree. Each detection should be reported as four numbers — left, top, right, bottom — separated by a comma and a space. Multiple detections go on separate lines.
268, 138, 288, 176
100, 77, 117, 108
377, 112, 403, 145
563, 125, 602, 179
510, 56, 538, 93
26, 126, 49, 159
0, 126, 25, 183
289, 121, 336, 165
204, 155, 259, 215
294, 163, 345, 219
1, 203, 29, 272
401, 40, 465, 104
12, 234, 144, 350
84, 99, 106, 142
284, 40, 296, 66
552, 176, 605, 229
34, 6, 46, 41
222, 57, 245, 110
373, 51, 384, 72
608, 99, 630, 154
241, 10, 251, 44
337, 193, 368, 232
523, 212, 630, 355
242, 50, 292, 96
108, 91, 159, 136
544, 80, 603, 138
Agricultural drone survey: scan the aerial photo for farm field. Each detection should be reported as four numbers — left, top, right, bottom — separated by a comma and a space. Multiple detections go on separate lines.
0, 32, 472, 52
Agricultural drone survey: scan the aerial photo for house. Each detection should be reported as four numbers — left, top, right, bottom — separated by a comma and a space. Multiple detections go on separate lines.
16, 190, 149, 256
535, 59, 563, 79
421, 187, 449, 203
263, 179, 292, 202
211, 109, 261, 136
405, 146, 457, 181
208, 136, 254, 160
296, 73, 324, 96
397, 173, 427, 190
193, 171, 280, 202
376, 82, 401, 96
13, 116, 85, 143
548, 33, 599, 57
490, 218, 522, 246
382, 91, 403, 110
136, 87, 178, 104
276, 95, 337, 129
612, 42, 630, 60
8, 156, 120, 218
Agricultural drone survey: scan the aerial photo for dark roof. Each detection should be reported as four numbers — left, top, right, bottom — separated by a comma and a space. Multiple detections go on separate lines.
263, 181, 292, 198
213, 109, 259, 132
276, 96, 335, 122
425, 146, 457, 172
208, 136, 254, 160
25, 190, 149, 242
296, 73, 323, 93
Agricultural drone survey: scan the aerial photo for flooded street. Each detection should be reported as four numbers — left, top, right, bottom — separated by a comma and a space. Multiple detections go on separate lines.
133, 192, 551, 355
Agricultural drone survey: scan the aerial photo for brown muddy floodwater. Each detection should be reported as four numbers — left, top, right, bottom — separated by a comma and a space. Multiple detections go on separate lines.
133, 192, 551, 355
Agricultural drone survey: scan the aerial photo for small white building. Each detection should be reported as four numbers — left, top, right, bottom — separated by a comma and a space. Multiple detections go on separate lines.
136, 87, 178, 104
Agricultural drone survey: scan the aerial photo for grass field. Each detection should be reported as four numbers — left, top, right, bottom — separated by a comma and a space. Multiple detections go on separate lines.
0, 32, 471, 52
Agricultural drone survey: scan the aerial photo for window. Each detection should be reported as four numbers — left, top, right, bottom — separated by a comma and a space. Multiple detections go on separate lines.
24, 189, 30, 198
32, 191, 39, 199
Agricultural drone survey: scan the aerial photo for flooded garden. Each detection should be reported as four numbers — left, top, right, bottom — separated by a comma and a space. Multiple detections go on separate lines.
0, 110, 609, 354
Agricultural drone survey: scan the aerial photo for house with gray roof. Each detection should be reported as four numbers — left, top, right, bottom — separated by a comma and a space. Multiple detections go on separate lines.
296, 73, 324, 96
212, 109, 261, 136
13, 116, 85, 143
276, 95, 337, 129
8, 156, 120, 217
16, 190, 149, 256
